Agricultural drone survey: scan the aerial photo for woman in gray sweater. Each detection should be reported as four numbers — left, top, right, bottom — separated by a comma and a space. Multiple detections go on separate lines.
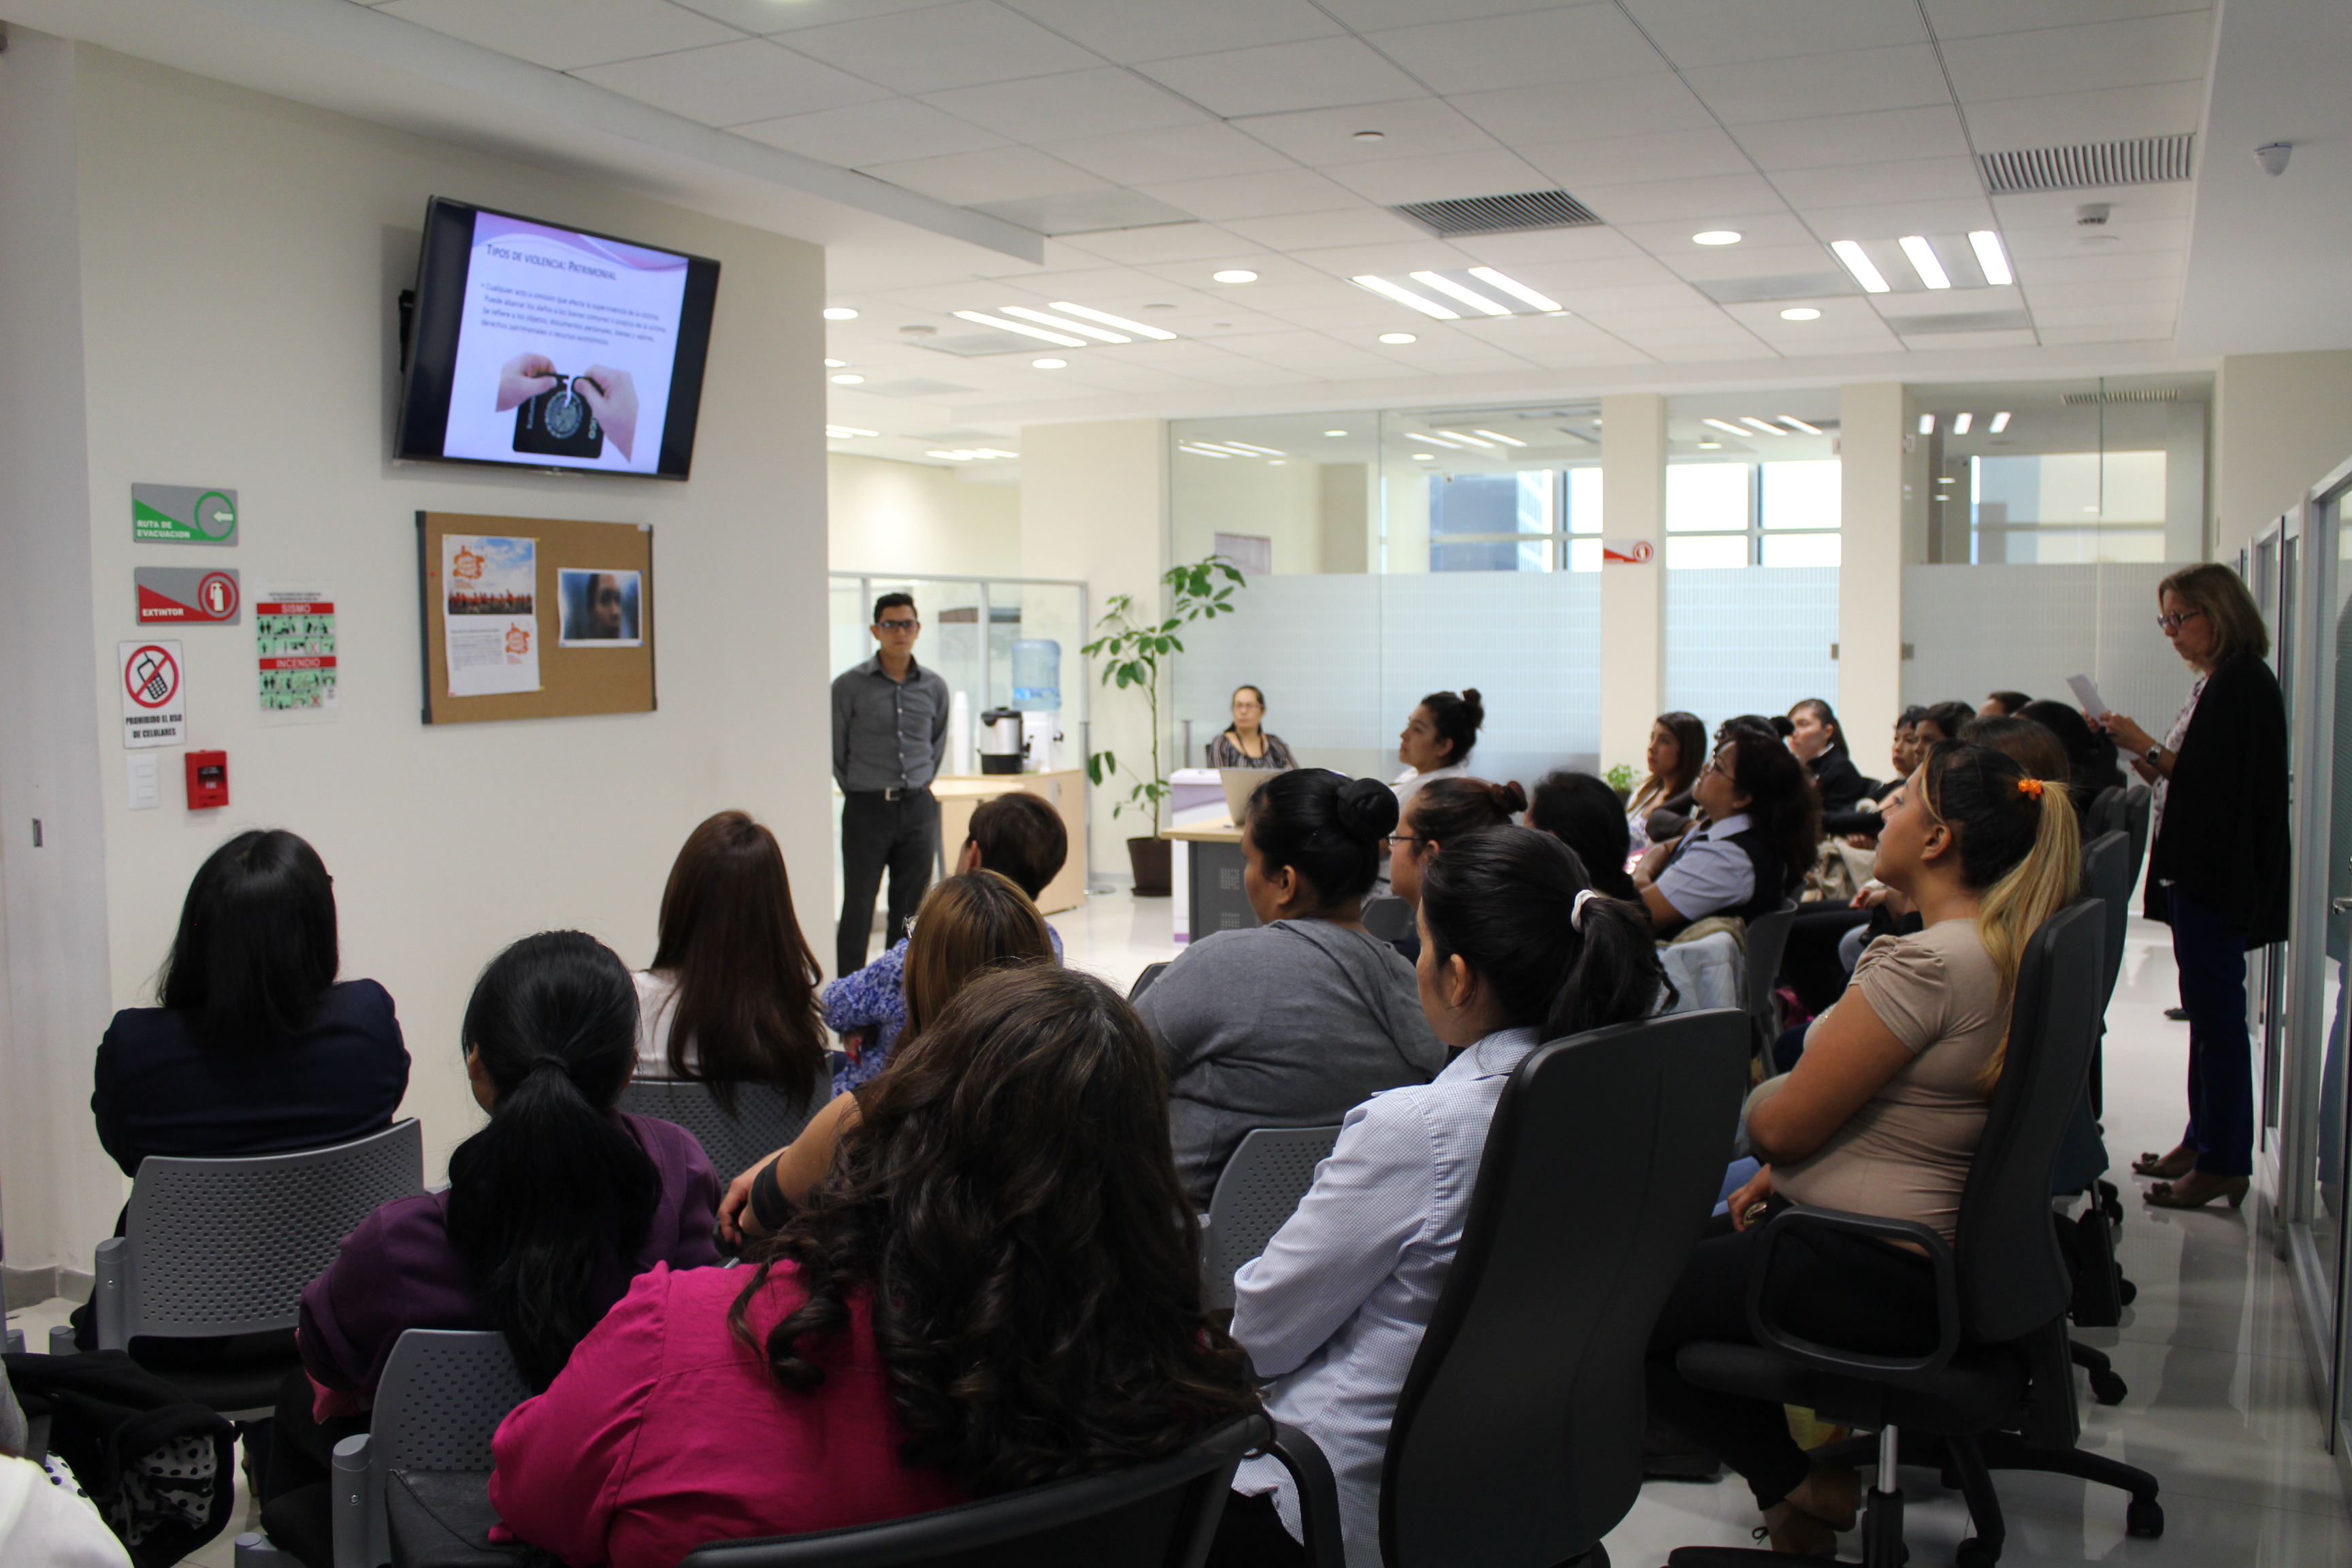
1137, 770, 1446, 1207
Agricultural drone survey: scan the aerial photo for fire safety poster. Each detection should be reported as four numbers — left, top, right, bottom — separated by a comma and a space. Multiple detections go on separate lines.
258, 583, 340, 722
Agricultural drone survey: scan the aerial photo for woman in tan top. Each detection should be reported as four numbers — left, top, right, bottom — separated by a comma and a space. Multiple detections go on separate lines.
1645, 739, 2078, 1556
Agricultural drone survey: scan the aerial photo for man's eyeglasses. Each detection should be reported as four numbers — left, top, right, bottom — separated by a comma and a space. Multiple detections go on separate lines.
875, 619, 920, 632
2154, 608, 2204, 633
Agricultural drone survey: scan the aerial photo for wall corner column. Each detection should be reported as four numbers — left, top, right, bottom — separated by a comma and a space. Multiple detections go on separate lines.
1599, 392, 1666, 774
1839, 382, 1909, 753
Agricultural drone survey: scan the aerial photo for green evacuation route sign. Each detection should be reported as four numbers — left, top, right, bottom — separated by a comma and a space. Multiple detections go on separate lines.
133, 484, 238, 546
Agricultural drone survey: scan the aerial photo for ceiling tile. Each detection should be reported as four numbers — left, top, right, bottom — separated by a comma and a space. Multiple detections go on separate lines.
2017, 276, 2182, 306
1625, 337, 1782, 361
1557, 287, 1721, 319
862, 144, 1110, 202
1362, 8, 1667, 93
1132, 38, 1428, 118
919, 67, 1209, 141
1472, 254, 1687, 289
1718, 295, 1900, 336
1316, 0, 1601, 29
377, 0, 740, 71
998, 0, 1342, 63
2036, 321, 2175, 344
1793, 196, 1999, 236
1682, 45, 1954, 124
674, 0, 957, 32
1275, 298, 1439, 331
1232, 98, 1501, 167
734, 99, 1008, 165
1769, 157, 1987, 208
1659, 242, 1838, 280
2002, 217, 2189, 257
1960, 80, 2205, 148
1571, 172, 1791, 224
1449, 76, 1717, 144
1444, 226, 1648, 265
1730, 105, 1973, 169
779, 1, 1102, 93
2028, 299, 2186, 325
1216, 207, 1433, 250
1324, 149, 1556, 207
572, 39, 892, 124
1941, 12, 2212, 101
1876, 283, 2025, 318
1131, 167, 1363, 220
1623, 0, 1927, 67
1288, 238, 1480, 279
1991, 184, 2193, 225
1897, 327, 2039, 348
1040, 123, 1299, 185
1059, 223, 1258, 263
1518, 128, 1758, 189
2008, 249, 2184, 284
1614, 212, 1822, 252
1923, 0, 2209, 42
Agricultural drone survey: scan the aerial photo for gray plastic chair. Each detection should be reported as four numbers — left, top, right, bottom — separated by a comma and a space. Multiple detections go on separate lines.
617, 1080, 819, 1184
1360, 896, 1416, 944
93, 1119, 425, 1411
1200, 1125, 1343, 1311
1744, 900, 1799, 1056
1128, 962, 1171, 1002
329, 1330, 529, 1568
2084, 784, 2125, 844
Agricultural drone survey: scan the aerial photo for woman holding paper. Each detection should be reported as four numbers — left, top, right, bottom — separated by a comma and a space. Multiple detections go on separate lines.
2093, 565, 2289, 1209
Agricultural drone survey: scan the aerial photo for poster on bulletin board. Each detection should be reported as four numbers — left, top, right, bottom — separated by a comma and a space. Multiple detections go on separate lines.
416, 512, 654, 723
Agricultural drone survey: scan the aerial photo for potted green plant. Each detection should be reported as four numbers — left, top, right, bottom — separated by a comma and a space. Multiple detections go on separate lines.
1083, 555, 1247, 896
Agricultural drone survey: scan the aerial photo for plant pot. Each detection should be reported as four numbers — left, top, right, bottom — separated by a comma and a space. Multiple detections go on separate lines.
1128, 834, 1173, 897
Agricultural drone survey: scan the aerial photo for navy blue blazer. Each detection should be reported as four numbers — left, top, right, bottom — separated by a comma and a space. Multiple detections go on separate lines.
91, 979, 411, 1177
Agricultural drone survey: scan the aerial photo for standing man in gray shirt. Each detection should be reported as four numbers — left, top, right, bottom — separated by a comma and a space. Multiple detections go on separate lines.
832, 592, 950, 977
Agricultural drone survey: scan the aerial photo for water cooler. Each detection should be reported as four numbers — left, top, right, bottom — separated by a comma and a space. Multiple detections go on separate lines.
1011, 638, 1063, 772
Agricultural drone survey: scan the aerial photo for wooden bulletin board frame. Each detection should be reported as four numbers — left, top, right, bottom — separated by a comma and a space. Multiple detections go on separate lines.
416, 511, 655, 723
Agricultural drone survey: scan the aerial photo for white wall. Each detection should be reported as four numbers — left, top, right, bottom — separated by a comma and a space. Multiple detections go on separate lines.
828, 453, 1019, 578
1, 42, 832, 1274
2213, 350, 2352, 555
1169, 451, 1322, 574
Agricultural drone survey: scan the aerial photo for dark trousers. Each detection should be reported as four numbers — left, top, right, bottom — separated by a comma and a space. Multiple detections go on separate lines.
2170, 884, 2255, 1177
259, 1367, 369, 1567
837, 789, 938, 977
1646, 1207, 1938, 1510
1205, 1490, 1305, 1567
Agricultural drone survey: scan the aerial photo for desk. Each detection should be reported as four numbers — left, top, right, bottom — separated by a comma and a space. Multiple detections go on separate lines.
933, 772, 1086, 915
1166, 821, 1254, 944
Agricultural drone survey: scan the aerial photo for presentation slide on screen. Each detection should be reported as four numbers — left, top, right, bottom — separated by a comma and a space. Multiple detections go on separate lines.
440, 212, 691, 474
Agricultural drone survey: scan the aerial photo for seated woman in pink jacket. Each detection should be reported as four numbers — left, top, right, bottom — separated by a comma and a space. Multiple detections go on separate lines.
489, 965, 1263, 1568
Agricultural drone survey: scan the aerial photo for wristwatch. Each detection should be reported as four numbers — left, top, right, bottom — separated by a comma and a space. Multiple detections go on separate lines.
2144, 743, 2165, 767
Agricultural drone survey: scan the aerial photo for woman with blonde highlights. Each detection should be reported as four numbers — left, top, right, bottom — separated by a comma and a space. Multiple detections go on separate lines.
1644, 740, 2077, 1556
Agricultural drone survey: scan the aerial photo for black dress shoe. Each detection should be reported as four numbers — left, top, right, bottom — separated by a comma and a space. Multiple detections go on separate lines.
2165, 1007, 2189, 1022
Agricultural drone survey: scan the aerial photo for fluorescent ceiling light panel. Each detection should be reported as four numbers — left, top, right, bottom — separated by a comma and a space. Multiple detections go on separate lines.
1989, 411, 2012, 433
1379, 332, 1418, 344
1473, 429, 1526, 446
1693, 230, 1742, 246
1032, 358, 1067, 369
1701, 419, 1748, 436
1000, 306, 1128, 343
1437, 431, 1497, 448
831, 374, 864, 384
1739, 417, 1784, 435
1222, 442, 1288, 456
1047, 302, 1177, 341
1411, 453, 1434, 460
826, 425, 879, 438
973, 449, 1017, 459
1410, 272, 1512, 316
823, 308, 859, 320
953, 310, 1085, 347
823, 359, 846, 368
1968, 231, 2013, 287
1899, 235, 1952, 290
1952, 412, 1974, 434
1353, 276, 1461, 320
1779, 308, 1821, 321
1466, 268, 1564, 313
1212, 270, 1258, 283
1778, 416, 1823, 435
1403, 431, 1465, 448
1919, 414, 1936, 434
1324, 430, 1348, 436
1179, 445, 1232, 458
1189, 442, 1259, 455
1830, 241, 1891, 294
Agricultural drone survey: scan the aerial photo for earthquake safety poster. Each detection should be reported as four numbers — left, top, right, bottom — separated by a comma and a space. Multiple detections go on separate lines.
258, 583, 340, 721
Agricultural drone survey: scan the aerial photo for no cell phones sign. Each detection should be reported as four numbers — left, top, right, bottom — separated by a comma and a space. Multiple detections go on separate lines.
120, 640, 186, 749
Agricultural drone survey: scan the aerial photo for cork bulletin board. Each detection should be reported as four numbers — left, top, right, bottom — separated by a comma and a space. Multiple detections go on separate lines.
416, 510, 655, 723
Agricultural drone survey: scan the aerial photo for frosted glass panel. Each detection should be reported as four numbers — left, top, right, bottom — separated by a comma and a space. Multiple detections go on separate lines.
1174, 576, 1384, 774
1665, 567, 1840, 724
1901, 563, 2191, 728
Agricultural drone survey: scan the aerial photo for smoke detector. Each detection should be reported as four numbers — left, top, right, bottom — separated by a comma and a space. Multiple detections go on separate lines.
2075, 203, 2111, 226
2256, 142, 2292, 177
898, 323, 938, 340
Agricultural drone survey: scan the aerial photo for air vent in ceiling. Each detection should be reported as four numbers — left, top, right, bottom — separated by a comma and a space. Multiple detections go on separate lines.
2061, 389, 2180, 405
1389, 189, 1602, 238
1978, 135, 2193, 193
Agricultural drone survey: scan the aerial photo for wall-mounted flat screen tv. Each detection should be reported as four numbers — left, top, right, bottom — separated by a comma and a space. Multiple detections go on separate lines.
396, 197, 720, 480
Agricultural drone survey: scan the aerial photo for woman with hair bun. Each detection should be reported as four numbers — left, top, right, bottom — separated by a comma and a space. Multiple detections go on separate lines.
1392, 689, 1484, 811
1137, 771, 1446, 1207
1214, 826, 1667, 1567
1384, 777, 1526, 959
1527, 770, 1640, 902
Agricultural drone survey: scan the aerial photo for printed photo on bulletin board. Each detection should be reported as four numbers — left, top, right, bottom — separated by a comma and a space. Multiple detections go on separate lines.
416, 511, 654, 723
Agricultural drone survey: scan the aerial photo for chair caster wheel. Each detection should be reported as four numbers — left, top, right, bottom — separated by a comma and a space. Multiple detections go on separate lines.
2089, 1370, 2128, 1405
1955, 1539, 1998, 1568
2126, 1497, 2164, 1537
2117, 1278, 2137, 1305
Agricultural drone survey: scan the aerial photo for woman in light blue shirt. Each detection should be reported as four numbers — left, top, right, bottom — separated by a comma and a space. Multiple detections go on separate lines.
1213, 826, 1670, 1568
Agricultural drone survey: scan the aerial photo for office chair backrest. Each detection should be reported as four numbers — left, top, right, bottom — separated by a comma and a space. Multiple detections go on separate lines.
616, 1081, 819, 1184
677, 1414, 1267, 1567
342, 1330, 531, 1567
1201, 1125, 1343, 1311
114, 1119, 423, 1341
1953, 901, 2104, 1347
2085, 785, 2125, 844
2082, 832, 2131, 1012
1380, 1009, 1750, 1568
1360, 896, 1416, 944
2122, 784, 2153, 874
1128, 962, 1171, 1002
1744, 901, 1798, 1049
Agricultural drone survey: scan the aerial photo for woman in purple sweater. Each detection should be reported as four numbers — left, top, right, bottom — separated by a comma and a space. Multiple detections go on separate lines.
259, 932, 720, 1568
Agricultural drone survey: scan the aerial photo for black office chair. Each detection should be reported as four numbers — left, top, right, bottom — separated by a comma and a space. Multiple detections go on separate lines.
1744, 901, 1799, 1058
1128, 962, 1171, 1002
1256, 1009, 1751, 1568
2055, 834, 2136, 1402
1665, 902, 2162, 1568
2121, 782, 2153, 875
2084, 783, 2125, 844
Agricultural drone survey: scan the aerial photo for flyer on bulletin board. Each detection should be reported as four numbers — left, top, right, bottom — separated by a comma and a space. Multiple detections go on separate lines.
443, 534, 540, 696
257, 583, 340, 723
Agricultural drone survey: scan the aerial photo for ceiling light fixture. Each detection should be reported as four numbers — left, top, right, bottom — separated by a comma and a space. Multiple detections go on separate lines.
1032, 358, 1067, 369
1968, 230, 2013, 287
1179, 445, 1232, 459
1325, 429, 1348, 436
1899, 235, 1952, 290
1353, 276, 1460, 319
1212, 269, 1259, 284
1918, 414, 1936, 434
1047, 301, 1178, 341
1693, 229, 1742, 246
1830, 240, 1891, 294
953, 310, 1085, 347
1410, 271, 1512, 316
1353, 130, 1386, 142
1779, 307, 1822, 321
1701, 419, 1748, 436
1699, 440, 1723, 449
1439, 430, 1498, 447
1411, 453, 1434, 460
1937, 475, 1957, 484
1404, 432, 1465, 448
1379, 332, 1418, 344
1989, 411, 2012, 433
831, 373, 865, 384
1465, 267, 1565, 312
1473, 429, 1526, 446
1223, 442, 1288, 456
1739, 417, 1784, 436
826, 425, 878, 438
1188, 442, 1258, 455
1268, 460, 1287, 466
823, 358, 847, 368
1778, 416, 1823, 435
822, 307, 859, 320
1952, 412, 1974, 434
999, 305, 1129, 343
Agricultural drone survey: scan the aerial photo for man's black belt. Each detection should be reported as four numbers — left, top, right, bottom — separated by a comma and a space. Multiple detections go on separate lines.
848, 785, 930, 802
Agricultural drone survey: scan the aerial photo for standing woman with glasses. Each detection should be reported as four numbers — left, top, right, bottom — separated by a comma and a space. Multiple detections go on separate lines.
2095, 565, 2289, 1209
1208, 685, 1298, 770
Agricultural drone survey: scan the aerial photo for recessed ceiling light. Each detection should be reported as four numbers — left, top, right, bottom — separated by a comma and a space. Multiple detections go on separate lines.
1831, 240, 1891, 294
1968, 230, 2013, 287
1952, 412, 1974, 434
1268, 460, 1286, 466
1701, 419, 1748, 436
1324, 429, 1348, 436
822, 307, 859, 320
954, 310, 1084, 347
1354, 276, 1460, 319
1693, 230, 1742, 246
1179, 445, 1232, 459
1411, 271, 1511, 316
1919, 413, 1936, 434
1353, 130, 1386, 142
1411, 453, 1433, 460
1699, 440, 1722, 450
1212, 269, 1258, 283
1899, 235, 1952, 289
1779, 307, 1822, 321
1224, 442, 1287, 456
1143, 302, 1178, 312
831, 373, 865, 384
1404, 432, 1464, 448
1778, 416, 1823, 435
1465, 267, 1563, 312
1989, 411, 2012, 433
1439, 430, 1497, 448
1379, 331, 1418, 344
1032, 358, 1067, 369
1739, 417, 1784, 436
1473, 429, 1526, 446
823, 358, 847, 368
1047, 301, 1177, 340
1000, 305, 1128, 342
1938, 475, 1957, 484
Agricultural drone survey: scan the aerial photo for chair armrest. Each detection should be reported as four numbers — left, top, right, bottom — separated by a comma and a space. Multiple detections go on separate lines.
1255, 1421, 1344, 1568
331, 1432, 381, 1568
1746, 1206, 1961, 1377
94, 1237, 127, 1351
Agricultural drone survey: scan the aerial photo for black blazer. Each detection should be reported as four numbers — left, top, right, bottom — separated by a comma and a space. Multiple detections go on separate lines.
92, 979, 411, 1177
2144, 653, 2291, 944
1808, 751, 1869, 814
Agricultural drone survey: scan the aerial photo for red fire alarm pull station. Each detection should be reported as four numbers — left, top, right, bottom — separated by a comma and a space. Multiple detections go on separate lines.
186, 751, 228, 809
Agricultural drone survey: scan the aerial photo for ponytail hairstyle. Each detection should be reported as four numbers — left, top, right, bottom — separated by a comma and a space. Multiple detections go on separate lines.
1418, 688, 1485, 768
900, 871, 1054, 1043
1246, 770, 1398, 909
445, 932, 661, 1390
1720, 734, 1820, 896
1956, 715, 2071, 806
1526, 770, 1638, 901
1914, 740, 2082, 1090
159, 830, 339, 1053
1408, 777, 1525, 845
1420, 826, 1671, 1040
